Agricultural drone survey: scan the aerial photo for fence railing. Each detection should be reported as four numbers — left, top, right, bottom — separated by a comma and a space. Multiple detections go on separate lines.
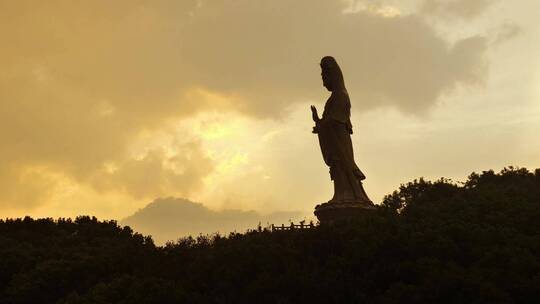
271, 221, 315, 231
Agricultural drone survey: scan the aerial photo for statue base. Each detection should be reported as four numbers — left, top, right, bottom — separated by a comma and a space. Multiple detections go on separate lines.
314, 201, 375, 224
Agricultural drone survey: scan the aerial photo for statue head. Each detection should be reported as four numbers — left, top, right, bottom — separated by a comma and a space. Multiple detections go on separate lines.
320, 56, 345, 92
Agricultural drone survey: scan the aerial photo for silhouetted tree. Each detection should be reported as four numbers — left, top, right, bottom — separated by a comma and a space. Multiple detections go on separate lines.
0, 167, 539, 303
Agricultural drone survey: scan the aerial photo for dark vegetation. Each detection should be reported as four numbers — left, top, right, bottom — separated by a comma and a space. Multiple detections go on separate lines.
1, 167, 539, 303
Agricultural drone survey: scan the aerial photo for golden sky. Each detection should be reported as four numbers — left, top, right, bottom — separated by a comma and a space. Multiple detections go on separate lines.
1, 0, 539, 221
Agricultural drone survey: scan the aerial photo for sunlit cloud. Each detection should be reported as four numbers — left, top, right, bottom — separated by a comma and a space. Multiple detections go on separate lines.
344, 2, 403, 18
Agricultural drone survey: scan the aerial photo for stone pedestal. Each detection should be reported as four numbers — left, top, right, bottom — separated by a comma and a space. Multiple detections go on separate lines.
314, 201, 375, 224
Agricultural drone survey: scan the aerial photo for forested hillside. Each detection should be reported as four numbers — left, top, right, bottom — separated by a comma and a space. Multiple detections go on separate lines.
1, 168, 539, 303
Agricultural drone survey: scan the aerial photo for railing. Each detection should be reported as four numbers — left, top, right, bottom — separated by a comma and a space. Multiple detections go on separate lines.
271, 221, 315, 231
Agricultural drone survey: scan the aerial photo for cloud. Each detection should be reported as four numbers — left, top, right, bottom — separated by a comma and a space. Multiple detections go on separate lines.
421, 0, 496, 20
0, 0, 490, 211
88, 142, 214, 200
181, 0, 488, 114
1, 0, 489, 116
492, 23, 522, 45
0, 165, 61, 210
121, 197, 305, 244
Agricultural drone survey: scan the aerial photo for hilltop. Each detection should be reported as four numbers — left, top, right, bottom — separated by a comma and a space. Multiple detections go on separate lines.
0, 167, 539, 303
121, 197, 303, 244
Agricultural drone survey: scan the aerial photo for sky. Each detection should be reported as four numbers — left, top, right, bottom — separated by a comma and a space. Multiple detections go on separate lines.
1, 0, 539, 227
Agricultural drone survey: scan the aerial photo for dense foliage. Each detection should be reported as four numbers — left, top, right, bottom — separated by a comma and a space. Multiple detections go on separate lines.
1, 167, 539, 303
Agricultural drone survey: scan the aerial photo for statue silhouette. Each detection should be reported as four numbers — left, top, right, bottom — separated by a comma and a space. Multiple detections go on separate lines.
312, 56, 373, 222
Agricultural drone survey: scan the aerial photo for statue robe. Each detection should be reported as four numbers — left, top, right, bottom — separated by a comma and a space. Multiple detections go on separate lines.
315, 90, 370, 203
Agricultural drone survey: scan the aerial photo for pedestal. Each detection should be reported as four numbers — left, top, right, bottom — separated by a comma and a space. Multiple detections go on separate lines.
314, 201, 375, 224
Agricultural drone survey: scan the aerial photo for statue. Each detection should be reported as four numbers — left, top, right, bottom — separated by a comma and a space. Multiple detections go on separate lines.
311, 56, 374, 223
